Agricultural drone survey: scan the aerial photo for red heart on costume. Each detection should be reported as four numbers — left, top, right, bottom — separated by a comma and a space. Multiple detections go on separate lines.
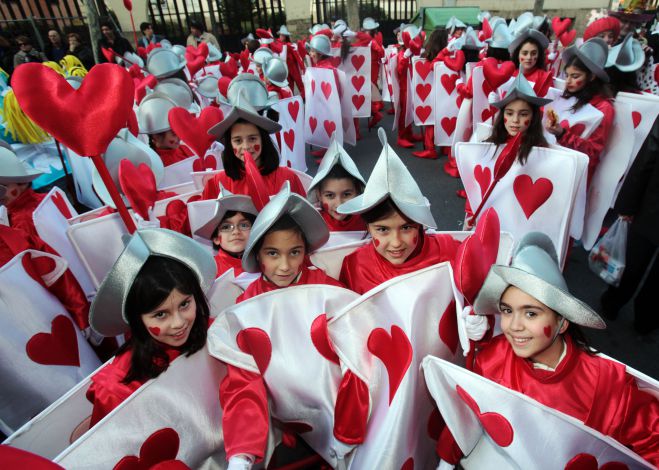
22, 252, 57, 287
513, 175, 553, 219
632, 111, 641, 128
309, 116, 318, 133
441, 74, 459, 95
414, 60, 433, 81
456, 95, 464, 108
119, 160, 157, 220
443, 51, 466, 72
160, 199, 191, 235
427, 407, 445, 440
351, 75, 366, 92
310, 314, 340, 365
192, 155, 217, 171
352, 94, 366, 110
552, 17, 572, 38
481, 107, 496, 122
101, 47, 117, 63
114, 428, 183, 470
134, 74, 158, 104
441, 116, 457, 136
438, 300, 458, 354
321, 81, 333, 100
474, 164, 492, 197
564, 453, 629, 470
169, 106, 223, 158
288, 100, 300, 121
26, 315, 80, 367
128, 109, 139, 136
559, 30, 576, 47
367, 325, 413, 404
311, 79, 316, 95
186, 55, 206, 77
351, 54, 365, 71
483, 58, 515, 90
236, 327, 272, 375
283, 129, 295, 151
416, 83, 432, 102
415, 105, 432, 123
51, 192, 72, 219
323, 120, 336, 137
400, 457, 414, 470
12, 63, 134, 157
560, 120, 586, 136
457, 385, 513, 446
122, 0, 132, 11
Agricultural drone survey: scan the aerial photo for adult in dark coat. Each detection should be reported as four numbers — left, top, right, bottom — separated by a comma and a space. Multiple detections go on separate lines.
66, 32, 95, 70
44, 29, 67, 62
601, 115, 659, 334
97, 20, 134, 62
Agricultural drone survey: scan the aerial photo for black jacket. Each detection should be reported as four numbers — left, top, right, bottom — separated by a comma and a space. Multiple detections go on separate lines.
97, 35, 134, 61
614, 115, 659, 244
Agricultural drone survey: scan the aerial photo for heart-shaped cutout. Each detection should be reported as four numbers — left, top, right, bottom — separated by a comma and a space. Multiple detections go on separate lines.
474, 164, 492, 197
321, 81, 333, 100
456, 385, 514, 447
169, 106, 223, 158
559, 30, 577, 47
416, 83, 432, 102
26, 314, 80, 367
415, 105, 432, 123
309, 116, 318, 133
441, 116, 457, 136
283, 129, 295, 151
441, 74, 459, 95
288, 100, 300, 121
352, 94, 366, 110
632, 111, 641, 128
351, 75, 366, 92
351, 54, 365, 71
192, 155, 217, 172
310, 314, 340, 365
367, 325, 413, 404
114, 427, 181, 469
51, 192, 73, 219
513, 174, 553, 219
323, 119, 336, 137
236, 327, 272, 374
551, 17, 572, 38
414, 60, 433, 81
483, 59, 516, 90
564, 453, 630, 470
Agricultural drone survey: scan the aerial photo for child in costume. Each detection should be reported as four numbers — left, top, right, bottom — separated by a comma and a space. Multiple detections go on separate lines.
202, 91, 305, 200
509, 24, 553, 97
194, 186, 258, 277
306, 134, 366, 232
136, 92, 194, 167
545, 38, 614, 184
437, 232, 659, 468
584, 14, 621, 46
86, 228, 216, 426
396, 25, 425, 148
261, 56, 292, 99
338, 128, 461, 294
275, 25, 305, 99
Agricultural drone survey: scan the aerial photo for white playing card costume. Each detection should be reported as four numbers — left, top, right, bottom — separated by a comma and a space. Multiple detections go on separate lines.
272, 96, 306, 172
328, 263, 461, 469
421, 356, 655, 469
335, 46, 372, 118
412, 58, 437, 127
456, 142, 588, 266
304, 67, 352, 148
433, 62, 463, 146
0, 251, 101, 434
207, 284, 360, 468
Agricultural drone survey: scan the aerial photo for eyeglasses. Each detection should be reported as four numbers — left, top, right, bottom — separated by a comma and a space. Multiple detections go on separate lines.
218, 221, 252, 233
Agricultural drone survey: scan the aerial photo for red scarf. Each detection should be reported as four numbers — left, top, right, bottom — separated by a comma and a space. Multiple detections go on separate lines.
155, 145, 194, 166
238, 265, 343, 302
320, 210, 366, 232
214, 248, 244, 277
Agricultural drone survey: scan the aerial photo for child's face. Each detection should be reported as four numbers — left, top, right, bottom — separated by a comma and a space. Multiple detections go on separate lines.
256, 228, 306, 287
212, 212, 252, 254
367, 211, 420, 265
518, 41, 539, 72
499, 286, 568, 365
0, 182, 27, 205
319, 178, 358, 221
141, 287, 196, 348
230, 122, 263, 165
597, 30, 617, 46
153, 130, 180, 150
309, 50, 320, 64
503, 99, 533, 137
565, 66, 589, 94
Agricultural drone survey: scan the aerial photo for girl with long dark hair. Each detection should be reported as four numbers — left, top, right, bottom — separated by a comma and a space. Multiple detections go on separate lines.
509, 28, 553, 97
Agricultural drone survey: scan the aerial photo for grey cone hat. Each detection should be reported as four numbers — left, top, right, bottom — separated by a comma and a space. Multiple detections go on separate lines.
454, 27, 485, 50
222, 73, 278, 110
491, 70, 553, 108
171, 44, 187, 61
362, 17, 379, 31
277, 25, 291, 36
0, 147, 42, 183
474, 232, 606, 329
508, 28, 550, 55
251, 47, 275, 65
487, 22, 514, 49
196, 75, 219, 99
337, 128, 437, 228
195, 185, 258, 240
208, 88, 281, 140
242, 181, 329, 273
146, 47, 186, 79
89, 228, 217, 337
262, 56, 289, 87
307, 133, 365, 204
136, 92, 178, 134
447, 16, 467, 34
154, 78, 195, 110
562, 38, 610, 82
207, 43, 222, 62
606, 33, 645, 72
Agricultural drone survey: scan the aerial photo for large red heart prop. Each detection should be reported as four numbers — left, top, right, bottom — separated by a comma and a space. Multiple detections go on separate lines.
441, 74, 459, 95
236, 327, 272, 374
287, 100, 300, 121
134, 74, 158, 104
26, 315, 80, 367
474, 164, 492, 197
351, 54, 365, 71
185, 42, 209, 62
51, 191, 73, 219
438, 300, 458, 354
551, 17, 572, 38
186, 55, 206, 77
513, 175, 553, 219
483, 59, 516, 91
559, 30, 577, 47
441, 116, 457, 136
101, 47, 117, 63
168, 106, 223, 158
456, 385, 514, 447
367, 325, 413, 404
119, 160, 157, 220
443, 51, 466, 72
22, 252, 57, 287
12, 63, 134, 157
415, 105, 432, 123
310, 314, 340, 364
414, 60, 433, 81
283, 129, 295, 151
352, 94, 366, 110
351, 75, 366, 92
564, 453, 629, 470
416, 83, 432, 102
114, 428, 182, 470
192, 155, 217, 172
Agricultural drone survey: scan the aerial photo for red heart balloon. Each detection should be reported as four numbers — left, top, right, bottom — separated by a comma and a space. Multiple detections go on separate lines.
559, 30, 577, 47
186, 55, 206, 77
168, 106, 223, 158
123, 0, 132, 11
12, 63, 134, 157
119, 159, 157, 220
551, 17, 572, 38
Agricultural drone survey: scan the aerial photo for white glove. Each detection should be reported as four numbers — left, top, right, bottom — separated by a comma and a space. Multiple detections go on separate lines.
487, 91, 500, 105
547, 51, 557, 61
329, 437, 356, 465
134, 208, 160, 229
0, 205, 8, 226
462, 306, 489, 341
227, 454, 254, 470
403, 48, 413, 58
437, 459, 455, 470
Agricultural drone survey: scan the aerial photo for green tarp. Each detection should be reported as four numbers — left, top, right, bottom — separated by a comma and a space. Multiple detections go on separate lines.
411, 6, 482, 36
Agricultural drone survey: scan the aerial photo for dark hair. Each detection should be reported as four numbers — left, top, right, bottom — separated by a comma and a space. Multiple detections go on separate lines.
512, 37, 546, 70
119, 256, 210, 384
318, 165, 364, 195
340, 37, 351, 62
221, 119, 280, 180
487, 47, 510, 62
16, 35, 32, 46
67, 32, 82, 42
140, 22, 152, 33
463, 47, 481, 64
361, 198, 415, 225
246, 39, 260, 54
99, 20, 114, 31
605, 66, 640, 95
189, 20, 204, 32
211, 210, 257, 251
562, 56, 613, 110
486, 100, 548, 165
423, 28, 448, 61
566, 322, 598, 355
253, 214, 310, 258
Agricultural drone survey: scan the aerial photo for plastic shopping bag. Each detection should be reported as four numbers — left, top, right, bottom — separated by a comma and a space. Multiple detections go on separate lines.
588, 217, 629, 286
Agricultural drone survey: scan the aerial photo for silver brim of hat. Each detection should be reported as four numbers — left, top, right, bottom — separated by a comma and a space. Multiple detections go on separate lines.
195, 193, 258, 240
0, 168, 42, 184
268, 76, 289, 88
0, 148, 42, 183
508, 28, 550, 55
492, 87, 553, 109
208, 105, 281, 140
241, 183, 329, 273
89, 228, 217, 337
562, 45, 610, 82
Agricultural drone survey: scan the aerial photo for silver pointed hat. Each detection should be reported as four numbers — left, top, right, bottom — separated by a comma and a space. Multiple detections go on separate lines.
223, 73, 278, 110
241, 181, 329, 273
0, 146, 42, 183
146, 47, 186, 79
487, 21, 514, 49
195, 185, 258, 240
208, 88, 281, 140
562, 38, 610, 82
508, 28, 549, 54
491, 69, 553, 108
337, 128, 437, 228
307, 132, 365, 204
606, 33, 645, 72
262, 56, 289, 87
136, 91, 178, 134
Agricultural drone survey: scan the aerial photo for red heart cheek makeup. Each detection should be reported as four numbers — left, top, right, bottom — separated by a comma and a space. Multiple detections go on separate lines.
148, 326, 161, 336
